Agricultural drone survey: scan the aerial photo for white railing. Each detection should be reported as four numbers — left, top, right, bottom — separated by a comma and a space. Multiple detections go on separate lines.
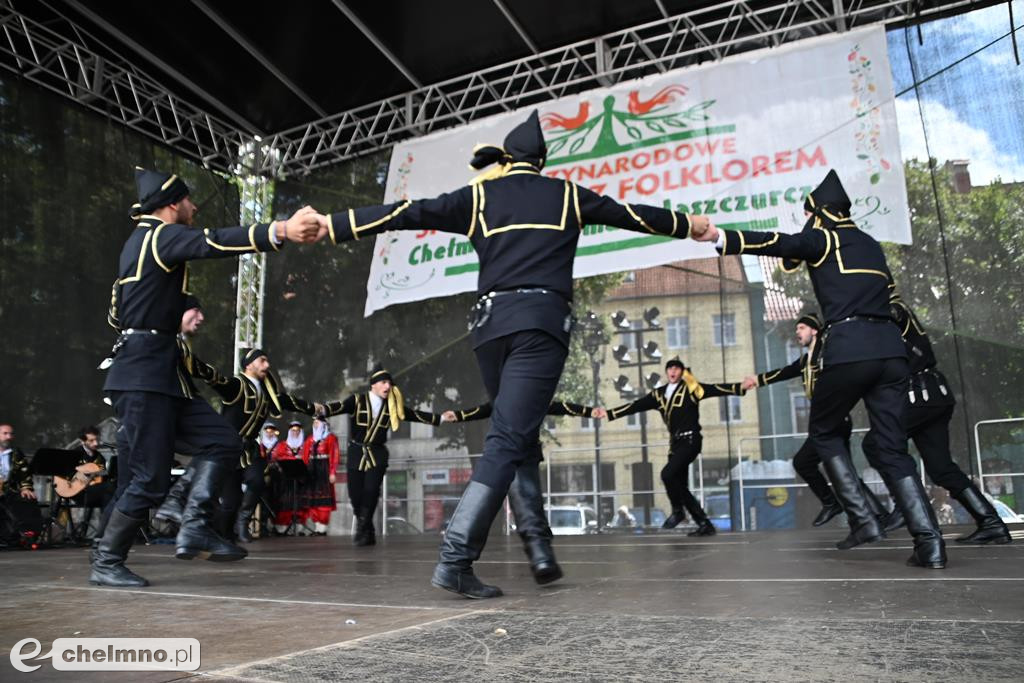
973, 417, 1024, 494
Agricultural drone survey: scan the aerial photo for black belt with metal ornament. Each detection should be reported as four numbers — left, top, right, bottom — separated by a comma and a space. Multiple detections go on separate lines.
469, 287, 570, 331
824, 315, 892, 330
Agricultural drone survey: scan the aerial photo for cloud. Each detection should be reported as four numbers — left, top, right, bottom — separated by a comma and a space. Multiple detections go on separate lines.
895, 98, 1024, 184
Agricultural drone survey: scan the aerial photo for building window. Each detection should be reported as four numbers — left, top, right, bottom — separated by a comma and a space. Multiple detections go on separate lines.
623, 271, 636, 283
665, 316, 689, 349
719, 395, 742, 423
791, 393, 811, 433
626, 412, 640, 429
581, 416, 593, 431
712, 313, 736, 347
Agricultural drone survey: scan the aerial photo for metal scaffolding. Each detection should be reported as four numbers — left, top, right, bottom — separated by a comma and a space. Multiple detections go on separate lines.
232, 141, 276, 372
2, 0, 986, 178
0, 0, 250, 174
258, 0, 982, 176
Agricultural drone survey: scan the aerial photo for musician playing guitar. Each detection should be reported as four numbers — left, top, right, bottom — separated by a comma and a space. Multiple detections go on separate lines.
62, 426, 115, 536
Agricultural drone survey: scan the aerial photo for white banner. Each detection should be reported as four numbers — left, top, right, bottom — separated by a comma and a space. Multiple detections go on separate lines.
365, 26, 908, 316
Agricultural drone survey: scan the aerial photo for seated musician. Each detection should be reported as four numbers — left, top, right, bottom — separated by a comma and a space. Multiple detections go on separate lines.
0, 423, 41, 544
71, 426, 115, 535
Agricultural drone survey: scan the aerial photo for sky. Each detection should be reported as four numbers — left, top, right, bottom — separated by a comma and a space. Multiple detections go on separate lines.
887, 1, 1024, 184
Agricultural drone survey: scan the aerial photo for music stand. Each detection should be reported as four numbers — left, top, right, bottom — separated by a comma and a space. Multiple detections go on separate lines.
275, 459, 308, 536
32, 448, 84, 546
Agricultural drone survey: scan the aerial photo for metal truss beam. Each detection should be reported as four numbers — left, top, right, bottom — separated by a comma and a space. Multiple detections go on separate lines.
0, 0, 248, 173
261, 0, 985, 177
0, 0, 992, 179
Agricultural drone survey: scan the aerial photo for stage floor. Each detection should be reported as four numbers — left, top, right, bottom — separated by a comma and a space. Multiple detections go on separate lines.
1, 524, 1022, 682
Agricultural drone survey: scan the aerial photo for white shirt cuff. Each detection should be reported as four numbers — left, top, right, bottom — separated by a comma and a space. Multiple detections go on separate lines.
270, 222, 283, 245
715, 231, 725, 249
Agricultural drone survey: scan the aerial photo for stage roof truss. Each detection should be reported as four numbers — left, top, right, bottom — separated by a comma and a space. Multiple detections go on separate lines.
0, 0, 994, 177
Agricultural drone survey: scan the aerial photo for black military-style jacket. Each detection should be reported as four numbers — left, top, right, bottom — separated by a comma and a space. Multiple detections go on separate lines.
718, 220, 906, 366
188, 352, 317, 443
608, 380, 744, 436
451, 400, 596, 422
1, 447, 33, 495
103, 215, 280, 398
754, 336, 822, 399
326, 168, 693, 347
324, 394, 442, 447
890, 297, 954, 407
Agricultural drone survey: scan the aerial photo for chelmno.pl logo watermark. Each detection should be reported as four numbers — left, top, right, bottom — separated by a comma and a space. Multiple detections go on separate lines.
10, 638, 200, 672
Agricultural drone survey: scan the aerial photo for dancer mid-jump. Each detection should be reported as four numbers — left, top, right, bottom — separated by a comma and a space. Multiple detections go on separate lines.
319, 111, 711, 598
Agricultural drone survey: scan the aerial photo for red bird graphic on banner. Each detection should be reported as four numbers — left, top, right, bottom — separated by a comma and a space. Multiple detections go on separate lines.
627, 84, 688, 115
540, 102, 591, 130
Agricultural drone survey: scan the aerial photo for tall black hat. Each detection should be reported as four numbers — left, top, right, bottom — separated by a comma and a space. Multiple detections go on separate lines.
183, 295, 202, 312
796, 313, 823, 331
131, 167, 190, 219
803, 169, 852, 221
369, 364, 392, 385
470, 110, 547, 171
241, 348, 267, 369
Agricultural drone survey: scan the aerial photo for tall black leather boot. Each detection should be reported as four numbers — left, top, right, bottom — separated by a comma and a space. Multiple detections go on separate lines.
175, 459, 248, 561
822, 456, 885, 550
508, 465, 562, 585
233, 489, 259, 543
432, 481, 505, 599
353, 508, 376, 546
89, 509, 149, 587
154, 463, 195, 526
352, 514, 367, 545
891, 476, 946, 568
953, 485, 1011, 545
862, 480, 888, 520
681, 489, 715, 536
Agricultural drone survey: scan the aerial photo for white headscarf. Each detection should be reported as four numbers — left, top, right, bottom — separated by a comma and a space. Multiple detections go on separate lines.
260, 423, 279, 450
286, 427, 305, 450
312, 419, 330, 442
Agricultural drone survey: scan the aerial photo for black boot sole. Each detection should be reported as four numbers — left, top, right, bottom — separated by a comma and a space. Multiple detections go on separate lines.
955, 529, 1012, 545
430, 578, 504, 599
907, 558, 946, 569
532, 562, 564, 585
836, 531, 885, 550
175, 548, 247, 562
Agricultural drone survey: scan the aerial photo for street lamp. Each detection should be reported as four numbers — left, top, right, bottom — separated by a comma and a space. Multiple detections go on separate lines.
612, 306, 663, 526
578, 310, 609, 529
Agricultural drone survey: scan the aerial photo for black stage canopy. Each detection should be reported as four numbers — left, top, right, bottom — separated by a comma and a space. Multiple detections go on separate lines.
0, 0, 1005, 174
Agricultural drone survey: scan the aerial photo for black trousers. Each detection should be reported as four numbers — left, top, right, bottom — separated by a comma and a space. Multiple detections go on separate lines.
661, 434, 702, 511
793, 416, 852, 503
0, 491, 43, 541
347, 443, 388, 517
472, 330, 569, 491
108, 391, 242, 519
863, 402, 971, 495
808, 358, 917, 482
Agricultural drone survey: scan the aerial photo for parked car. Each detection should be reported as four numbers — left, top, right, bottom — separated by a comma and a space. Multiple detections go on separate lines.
626, 507, 667, 528
545, 505, 598, 535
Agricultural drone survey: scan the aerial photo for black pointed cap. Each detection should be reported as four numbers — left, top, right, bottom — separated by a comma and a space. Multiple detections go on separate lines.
131, 167, 189, 219
369, 363, 392, 385
503, 110, 547, 168
796, 313, 823, 331
803, 169, 851, 218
